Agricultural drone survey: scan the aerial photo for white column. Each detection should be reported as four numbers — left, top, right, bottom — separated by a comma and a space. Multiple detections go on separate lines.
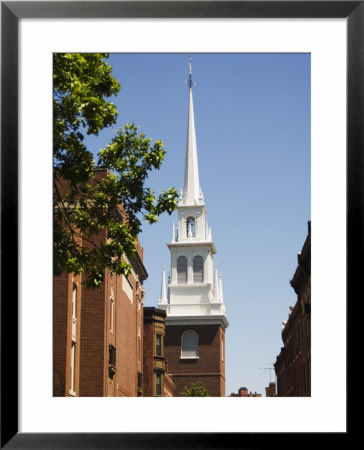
219, 273, 224, 304
187, 252, 193, 284
213, 265, 219, 302
159, 266, 167, 304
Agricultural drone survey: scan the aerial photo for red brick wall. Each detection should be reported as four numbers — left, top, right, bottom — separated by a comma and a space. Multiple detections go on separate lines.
164, 323, 225, 397
53, 170, 146, 397
275, 280, 311, 397
54, 268, 144, 397
53, 272, 82, 396
142, 318, 154, 397
53, 272, 69, 396
112, 271, 141, 397
78, 282, 106, 396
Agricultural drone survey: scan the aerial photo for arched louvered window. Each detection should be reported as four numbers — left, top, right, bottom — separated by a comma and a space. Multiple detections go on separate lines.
186, 216, 196, 237
181, 330, 198, 358
177, 256, 187, 284
193, 255, 204, 283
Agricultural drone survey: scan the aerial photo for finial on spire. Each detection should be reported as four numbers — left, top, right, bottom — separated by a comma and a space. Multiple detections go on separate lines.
187, 56, 195, 89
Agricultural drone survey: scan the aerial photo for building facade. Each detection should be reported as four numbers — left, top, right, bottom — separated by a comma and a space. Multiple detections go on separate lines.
265, 382, 277, 397
158, 60, 228, 397
143, 306, 175, 397
229, 387, 262, 397
53, 169, 148, 397
274, 221, 311, 396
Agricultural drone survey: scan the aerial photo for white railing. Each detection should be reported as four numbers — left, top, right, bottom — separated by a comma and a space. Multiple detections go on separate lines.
166, 303, 211, 316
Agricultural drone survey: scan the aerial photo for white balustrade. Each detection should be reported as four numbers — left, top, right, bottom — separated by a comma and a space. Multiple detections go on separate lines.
166, 303, 226, 316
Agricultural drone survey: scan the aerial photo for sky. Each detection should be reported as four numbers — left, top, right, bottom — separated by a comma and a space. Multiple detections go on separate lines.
85, 53, 311, 397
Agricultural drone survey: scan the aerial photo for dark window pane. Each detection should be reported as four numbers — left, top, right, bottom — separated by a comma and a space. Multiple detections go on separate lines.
109, 345, 116, 366
186, 216, 196, 237
193, 255, 203, 283
181, 330, 198, 357
156, 373, 162, 396
156, 334, 162, 356
177, 256, 187, 284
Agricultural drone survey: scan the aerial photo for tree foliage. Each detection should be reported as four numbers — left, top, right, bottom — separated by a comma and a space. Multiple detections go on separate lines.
181, 381, 210, 397
54, 53, 178, 288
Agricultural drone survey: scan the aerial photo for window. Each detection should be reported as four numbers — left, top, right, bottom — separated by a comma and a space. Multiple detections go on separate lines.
181, 330, 198, 358
122, 275, 134, 304
137, 372, 143, 396
70, 341, 76, 394
177, 256, 187, 284
193, 255, 204, 283
186, 216, 196, 237
155, 372, 162, 396
138, 372, 143, 389
110, 298, 114, 333
108, 345, 116, 379
221, 335, 225, 362
156, 334, 162, 357
72, 284, 77, 319
109, 345, 116, 366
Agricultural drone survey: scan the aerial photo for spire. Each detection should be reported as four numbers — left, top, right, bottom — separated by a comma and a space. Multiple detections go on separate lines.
159, 266, 167, 304
183, 57, 203, 206
172, 220, 176, 243
213, 265, 219, 302
219, 273, 224, 304
167, 274, 170, 303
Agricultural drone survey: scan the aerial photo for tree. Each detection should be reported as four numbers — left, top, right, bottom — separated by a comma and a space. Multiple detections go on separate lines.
54, 53, 178, 288
181, 381, 210, 397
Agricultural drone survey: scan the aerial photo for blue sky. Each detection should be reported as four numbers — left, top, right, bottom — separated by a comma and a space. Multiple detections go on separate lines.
85, 53, 311, 396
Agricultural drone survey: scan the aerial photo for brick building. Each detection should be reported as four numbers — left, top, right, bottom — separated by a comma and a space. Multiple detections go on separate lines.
143, 306, 175, 397
53, 169, 148, 397
158, 60, 228, 397
265, 381, 277, 397
274, 221, 311, 396
229, 387, 262, 397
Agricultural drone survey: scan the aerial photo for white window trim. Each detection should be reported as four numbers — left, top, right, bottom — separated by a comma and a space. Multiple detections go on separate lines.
221, 336, 225, 362
72, 284, 77, 319
110, 297, 114, 334
69, 340, 76, 395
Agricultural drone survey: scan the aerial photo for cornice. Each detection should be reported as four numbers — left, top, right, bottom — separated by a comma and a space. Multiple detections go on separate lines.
167, 241, 216, 254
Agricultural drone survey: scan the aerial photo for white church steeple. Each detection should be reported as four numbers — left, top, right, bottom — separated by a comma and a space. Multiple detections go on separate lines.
158, 58, 228, 330
182, 59, 204, 206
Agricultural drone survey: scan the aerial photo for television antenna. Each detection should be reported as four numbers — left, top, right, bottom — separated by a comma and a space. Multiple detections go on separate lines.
259, 367, 275, 383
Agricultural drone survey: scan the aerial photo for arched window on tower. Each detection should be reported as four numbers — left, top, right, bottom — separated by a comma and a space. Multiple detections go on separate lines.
177, 256, 187, 284
181, 330, 198, 358
193, 255, 204, 283
186, 216, 196, 237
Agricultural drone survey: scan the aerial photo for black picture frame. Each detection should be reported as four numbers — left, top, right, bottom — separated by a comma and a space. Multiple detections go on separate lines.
1, 1, 356, 448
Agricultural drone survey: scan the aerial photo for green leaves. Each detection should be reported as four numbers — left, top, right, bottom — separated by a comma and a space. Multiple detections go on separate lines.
54, 53, 120, 183
181, 382, 210, 397
98, 123, 178, 233
54, 54, 178, 289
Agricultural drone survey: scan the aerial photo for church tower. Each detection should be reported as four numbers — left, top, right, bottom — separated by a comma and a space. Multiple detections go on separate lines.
158, 59, 228, 396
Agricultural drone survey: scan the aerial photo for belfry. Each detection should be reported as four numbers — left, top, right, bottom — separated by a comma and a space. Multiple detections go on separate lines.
158, 59, 228, 396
